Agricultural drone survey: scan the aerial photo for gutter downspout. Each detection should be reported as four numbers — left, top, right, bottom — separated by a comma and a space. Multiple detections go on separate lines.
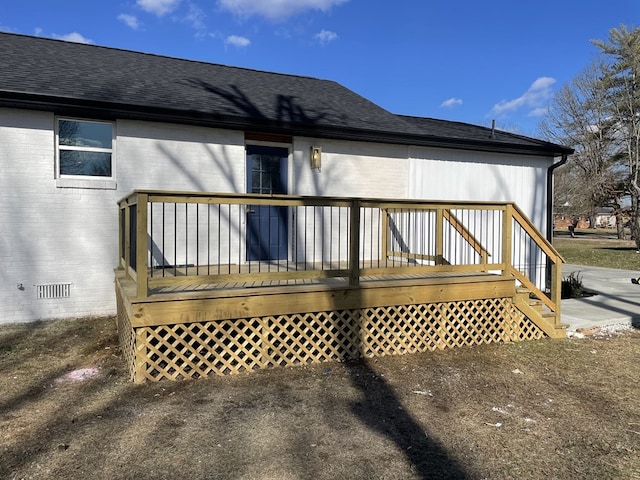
545, 154, 569, 292
546, 154, 569, 243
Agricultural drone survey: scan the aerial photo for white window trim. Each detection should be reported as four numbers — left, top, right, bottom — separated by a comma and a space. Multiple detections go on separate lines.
55, 117, 117, 190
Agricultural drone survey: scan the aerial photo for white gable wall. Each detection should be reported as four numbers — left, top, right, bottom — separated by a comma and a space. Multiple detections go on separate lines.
408, 146, 552, 233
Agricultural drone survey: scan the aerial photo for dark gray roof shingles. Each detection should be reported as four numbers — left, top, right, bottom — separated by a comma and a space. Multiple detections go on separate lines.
0, 32, 572, 156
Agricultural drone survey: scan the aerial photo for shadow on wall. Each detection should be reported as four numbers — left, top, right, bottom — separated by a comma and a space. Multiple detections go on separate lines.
184, 79, 407, 199
156, 142, 241, 193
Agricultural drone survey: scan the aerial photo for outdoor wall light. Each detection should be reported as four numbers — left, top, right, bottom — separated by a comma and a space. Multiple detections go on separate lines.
310, 146, 322, 172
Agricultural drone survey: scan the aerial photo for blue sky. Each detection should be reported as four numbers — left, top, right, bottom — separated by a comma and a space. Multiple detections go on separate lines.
1, 0, 638, 137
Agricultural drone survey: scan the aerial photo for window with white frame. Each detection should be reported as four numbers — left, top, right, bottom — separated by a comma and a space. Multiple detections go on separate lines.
57, 119, 114, 178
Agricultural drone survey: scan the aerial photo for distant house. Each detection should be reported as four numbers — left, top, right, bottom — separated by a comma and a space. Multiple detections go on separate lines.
595, 207, 616, 228
0, 32, 572, 328
554, 214, 590, 230
554, 208, 626, 231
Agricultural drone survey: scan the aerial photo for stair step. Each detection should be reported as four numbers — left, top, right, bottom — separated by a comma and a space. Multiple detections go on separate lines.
528, 299, 543, 311
513, 283, 565, 339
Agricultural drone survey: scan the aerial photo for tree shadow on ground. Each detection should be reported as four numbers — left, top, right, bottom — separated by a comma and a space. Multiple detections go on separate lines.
346, 359, 470, 480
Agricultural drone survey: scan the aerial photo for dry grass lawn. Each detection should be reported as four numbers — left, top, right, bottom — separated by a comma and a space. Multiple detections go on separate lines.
553, 229, 640, 271
1, 316, 639, 480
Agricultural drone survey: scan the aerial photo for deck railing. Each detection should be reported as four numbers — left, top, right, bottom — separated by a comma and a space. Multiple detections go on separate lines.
118, 191, 563, 319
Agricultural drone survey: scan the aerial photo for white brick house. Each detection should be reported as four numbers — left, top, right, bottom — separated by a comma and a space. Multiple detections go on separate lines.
0, 33, 572, 324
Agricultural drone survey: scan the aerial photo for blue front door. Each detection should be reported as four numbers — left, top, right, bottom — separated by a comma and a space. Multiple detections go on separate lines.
246, 146, 288, 261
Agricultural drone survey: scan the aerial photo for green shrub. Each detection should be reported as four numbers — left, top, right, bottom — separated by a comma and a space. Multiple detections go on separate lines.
562, 271, 585, 299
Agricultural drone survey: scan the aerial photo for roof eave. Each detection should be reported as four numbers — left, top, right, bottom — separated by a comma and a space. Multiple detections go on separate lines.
0, 92, 574, 157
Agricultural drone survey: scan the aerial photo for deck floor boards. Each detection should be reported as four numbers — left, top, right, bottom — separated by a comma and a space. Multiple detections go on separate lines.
143, 260, 494, 296
147, 271, 492, 295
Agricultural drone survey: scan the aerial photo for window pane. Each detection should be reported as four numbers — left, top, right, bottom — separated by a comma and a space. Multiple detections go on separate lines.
262, 173, 272, 190
60, 150, 112, 177
59, 120, 112, 148
252, 172, 261, 190
268, 159, 280, 173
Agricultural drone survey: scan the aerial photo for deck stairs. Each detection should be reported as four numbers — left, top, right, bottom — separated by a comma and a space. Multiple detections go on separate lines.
514, 287, 567, 339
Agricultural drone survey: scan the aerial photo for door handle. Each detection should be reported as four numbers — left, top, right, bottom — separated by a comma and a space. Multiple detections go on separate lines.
246, 208, 256, 214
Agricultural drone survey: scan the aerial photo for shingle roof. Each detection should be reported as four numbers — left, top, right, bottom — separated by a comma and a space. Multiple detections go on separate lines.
0, 32, 572, 156
399, 115, 572, 154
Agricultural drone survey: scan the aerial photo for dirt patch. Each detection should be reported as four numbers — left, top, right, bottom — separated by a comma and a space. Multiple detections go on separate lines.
1, 317, 639, 479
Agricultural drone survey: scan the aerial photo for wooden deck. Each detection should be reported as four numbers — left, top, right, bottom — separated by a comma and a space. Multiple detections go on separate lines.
116, 268, 550, 383
115, 192, 565, 382
119, 267, 514, 321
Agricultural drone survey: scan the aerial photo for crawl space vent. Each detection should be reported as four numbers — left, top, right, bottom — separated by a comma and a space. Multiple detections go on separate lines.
36, 283, 72, 299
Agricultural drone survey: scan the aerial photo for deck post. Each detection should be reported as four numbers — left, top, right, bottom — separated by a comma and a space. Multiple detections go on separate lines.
349, 199, 361, 286
502, 204, 513, 277
118, 206, 124, 269
136, 193, 149, 298
122, 203, 131, 276
436, 208, 444, 265
125, 195, 139, 282
550, 260, 562, 325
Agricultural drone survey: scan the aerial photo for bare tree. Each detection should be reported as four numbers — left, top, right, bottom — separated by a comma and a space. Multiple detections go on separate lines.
592, 25, 640, 249
540, 59, 622, 232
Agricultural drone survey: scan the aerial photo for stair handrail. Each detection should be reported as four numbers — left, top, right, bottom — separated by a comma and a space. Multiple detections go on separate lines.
508, 203, 564, 319
442, 208, 491, 264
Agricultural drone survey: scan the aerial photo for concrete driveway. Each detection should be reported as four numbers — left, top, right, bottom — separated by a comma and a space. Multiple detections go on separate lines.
561, 264, 640, 332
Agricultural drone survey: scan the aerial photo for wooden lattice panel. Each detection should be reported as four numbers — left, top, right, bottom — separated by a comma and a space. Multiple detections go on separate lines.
119, 296, 544, 382
115, 287, 137, 382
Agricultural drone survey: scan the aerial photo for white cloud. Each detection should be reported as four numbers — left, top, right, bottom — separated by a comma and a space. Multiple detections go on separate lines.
137, 0, 181, 16
218, 0, 349, 21
314, 29, 337, 44
491, 76, 556, 117
118, 14, 141, 30
440, 97, 463, 109
225, 35, 251, 47
528, 106, 548, 117
185, 3, 206, 30
52, 32, 94, 44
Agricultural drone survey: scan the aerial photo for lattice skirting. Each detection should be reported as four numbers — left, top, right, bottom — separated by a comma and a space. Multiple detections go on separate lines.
116, 291, 138, 382
116, 294, 544, 382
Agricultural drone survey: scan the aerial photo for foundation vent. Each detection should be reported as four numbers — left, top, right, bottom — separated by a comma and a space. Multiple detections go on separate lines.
36, 283, 72, 299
